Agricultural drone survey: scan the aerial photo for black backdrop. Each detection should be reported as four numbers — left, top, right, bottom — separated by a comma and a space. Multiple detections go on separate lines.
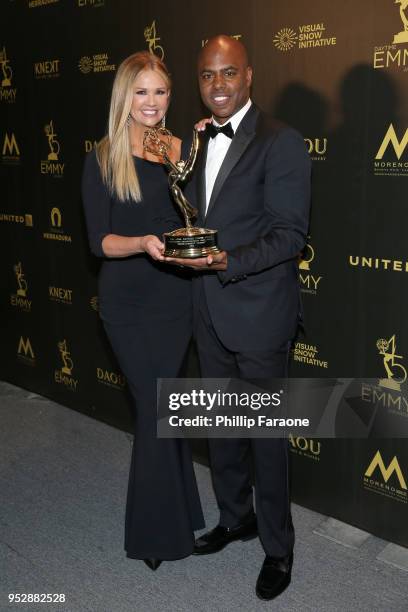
1, 0, 407, 547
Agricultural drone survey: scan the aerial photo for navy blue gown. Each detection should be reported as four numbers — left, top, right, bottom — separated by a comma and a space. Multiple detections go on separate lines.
82, 150, 204, 560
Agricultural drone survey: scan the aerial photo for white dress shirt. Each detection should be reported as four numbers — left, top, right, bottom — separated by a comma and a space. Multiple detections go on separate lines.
205, 98, 252, 214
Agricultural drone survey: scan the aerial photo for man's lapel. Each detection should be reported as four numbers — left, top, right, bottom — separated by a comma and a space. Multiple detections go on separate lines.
205, 104, 259, 220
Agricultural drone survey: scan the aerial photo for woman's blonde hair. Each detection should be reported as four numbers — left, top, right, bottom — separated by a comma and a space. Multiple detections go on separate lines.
96, 51, 171, 202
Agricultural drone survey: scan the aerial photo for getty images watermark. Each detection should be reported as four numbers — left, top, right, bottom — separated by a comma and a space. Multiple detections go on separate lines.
157, 378, 408, 438
166, 387, 309, 431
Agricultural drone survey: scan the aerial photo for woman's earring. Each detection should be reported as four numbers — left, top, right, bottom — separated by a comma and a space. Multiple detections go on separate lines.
127, 114, 132, 127
161, 115, 166, 128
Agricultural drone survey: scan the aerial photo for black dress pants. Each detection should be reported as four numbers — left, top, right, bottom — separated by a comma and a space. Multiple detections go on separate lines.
195, 294, 294, 558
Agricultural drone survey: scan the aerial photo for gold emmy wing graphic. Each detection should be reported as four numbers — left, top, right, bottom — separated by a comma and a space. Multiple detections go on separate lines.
44, 121, 60, 161
376, 334, 407, 391
0, 46, 12, 87
58, 340, 73, 375
14, 262, 27, 297
299, 239, 314, 270
394, 0, 408, 43
144, 20, 164, 59
143, 127, 219, 257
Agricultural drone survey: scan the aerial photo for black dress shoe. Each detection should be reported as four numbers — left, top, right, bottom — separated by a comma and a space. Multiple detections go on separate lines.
193, 515, 257, 555
255, 553, 293, 600
143, 558, 162, 571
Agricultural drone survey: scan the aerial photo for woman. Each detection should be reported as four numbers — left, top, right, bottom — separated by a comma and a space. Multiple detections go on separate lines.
82, 52, 204, 570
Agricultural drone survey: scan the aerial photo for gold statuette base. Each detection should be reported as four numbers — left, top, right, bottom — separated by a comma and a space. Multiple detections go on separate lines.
163, 227, 220, 258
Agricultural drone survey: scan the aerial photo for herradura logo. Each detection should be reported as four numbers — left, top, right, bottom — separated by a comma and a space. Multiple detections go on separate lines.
51, 207, 61, 227
144, 20, 164, 59
364, 450, 407, 503
41, 121, 64, 176
0, 46, 16, 102
43, 206, 72, 243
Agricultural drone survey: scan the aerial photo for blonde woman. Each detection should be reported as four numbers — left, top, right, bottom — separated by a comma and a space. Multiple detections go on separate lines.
82, 52, 204, 570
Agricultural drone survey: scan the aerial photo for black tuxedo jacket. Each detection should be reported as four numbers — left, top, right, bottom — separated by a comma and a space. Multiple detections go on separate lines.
183, 103, 311, 352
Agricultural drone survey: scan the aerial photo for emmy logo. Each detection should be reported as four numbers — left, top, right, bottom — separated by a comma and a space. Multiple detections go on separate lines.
0, 46, 12, 87
14, 262, 28, 297
58, 340, 73, 375
394, 0, 408, 43
44, 121, 60, 161
377, 334, 407, 391
299, 239, 315, 271
144, 20, 164, 59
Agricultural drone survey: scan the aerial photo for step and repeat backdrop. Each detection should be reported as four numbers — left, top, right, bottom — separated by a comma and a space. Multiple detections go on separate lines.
1, 0, 407, 546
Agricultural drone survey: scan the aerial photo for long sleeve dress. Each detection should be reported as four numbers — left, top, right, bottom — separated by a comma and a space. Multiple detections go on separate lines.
82, 150, 204, 560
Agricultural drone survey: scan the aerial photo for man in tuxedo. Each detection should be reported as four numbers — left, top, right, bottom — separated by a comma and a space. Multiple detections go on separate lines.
165, 35, 310, 600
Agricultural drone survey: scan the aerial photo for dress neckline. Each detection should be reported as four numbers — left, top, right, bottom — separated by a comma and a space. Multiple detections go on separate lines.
133, 155, 165, 165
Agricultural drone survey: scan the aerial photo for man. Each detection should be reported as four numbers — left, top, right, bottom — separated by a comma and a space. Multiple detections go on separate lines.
165, 35, 310, 600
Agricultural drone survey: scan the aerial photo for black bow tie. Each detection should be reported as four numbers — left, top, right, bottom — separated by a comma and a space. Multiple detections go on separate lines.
206, 122, 234, 139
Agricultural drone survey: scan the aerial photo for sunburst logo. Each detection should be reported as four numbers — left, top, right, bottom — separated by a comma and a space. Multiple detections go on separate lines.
273, 28, 298, 52
79, 56, 93, 74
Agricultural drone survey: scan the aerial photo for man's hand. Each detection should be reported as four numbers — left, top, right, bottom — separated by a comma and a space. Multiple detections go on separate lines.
163, 250, 227, 271
194, 117, 212, 132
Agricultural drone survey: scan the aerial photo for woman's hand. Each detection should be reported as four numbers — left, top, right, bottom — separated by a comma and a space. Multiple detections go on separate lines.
194, 117, 212, 132
140, 234, 165, 260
